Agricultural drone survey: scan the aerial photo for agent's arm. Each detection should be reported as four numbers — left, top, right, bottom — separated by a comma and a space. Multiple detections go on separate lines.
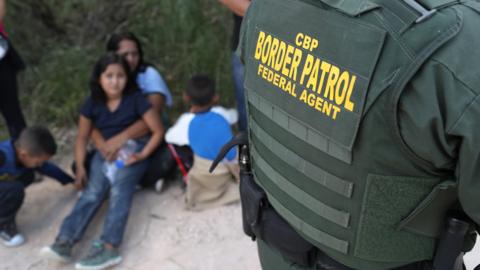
218, 0, 251, 17
0, 0, 5, 23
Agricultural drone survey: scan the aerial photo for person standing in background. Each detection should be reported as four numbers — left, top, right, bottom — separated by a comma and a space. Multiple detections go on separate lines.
0, 0, 27, 139
0, 0, 6, 36
218, 0, 251, 132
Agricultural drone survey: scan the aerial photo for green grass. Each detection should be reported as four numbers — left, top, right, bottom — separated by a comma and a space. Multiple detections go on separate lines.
1, 0, 235, 137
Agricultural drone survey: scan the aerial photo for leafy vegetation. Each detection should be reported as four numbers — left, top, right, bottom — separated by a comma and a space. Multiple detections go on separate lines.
1, 0, 234, 136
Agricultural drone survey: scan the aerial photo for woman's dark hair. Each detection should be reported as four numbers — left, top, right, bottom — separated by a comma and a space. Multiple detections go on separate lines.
89, 52, 137, 103
106, 32, 146, 73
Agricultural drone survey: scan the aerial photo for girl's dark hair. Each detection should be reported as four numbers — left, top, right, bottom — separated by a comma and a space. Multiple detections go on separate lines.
89, 52, 137, 103
106, 32, 146, 73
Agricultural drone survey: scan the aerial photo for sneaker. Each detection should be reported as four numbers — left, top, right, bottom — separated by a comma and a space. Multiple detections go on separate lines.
0, 221, 25, 247
40, 239, 73, 262
154, 178, 165, 193
75, 241, 122, 270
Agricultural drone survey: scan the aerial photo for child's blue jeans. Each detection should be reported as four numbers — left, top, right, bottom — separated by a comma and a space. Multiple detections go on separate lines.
56, 151, 147, 247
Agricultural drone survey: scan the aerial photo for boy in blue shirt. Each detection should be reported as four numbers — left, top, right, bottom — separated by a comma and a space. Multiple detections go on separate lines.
165, 75, 240, 211
0, 126, 73, 247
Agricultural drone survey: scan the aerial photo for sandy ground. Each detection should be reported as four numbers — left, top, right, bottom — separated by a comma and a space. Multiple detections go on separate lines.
0, 178, 261, 270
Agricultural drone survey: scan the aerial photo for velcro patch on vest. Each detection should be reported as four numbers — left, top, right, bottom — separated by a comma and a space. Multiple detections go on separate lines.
244, 0, 386, 151
355, 174, 438, 262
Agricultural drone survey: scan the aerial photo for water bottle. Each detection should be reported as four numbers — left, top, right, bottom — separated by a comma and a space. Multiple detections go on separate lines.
102, 140, 138, 184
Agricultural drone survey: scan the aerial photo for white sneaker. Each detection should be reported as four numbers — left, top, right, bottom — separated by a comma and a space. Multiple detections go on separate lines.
154, 178, 165, 193
0, 221, 25, 247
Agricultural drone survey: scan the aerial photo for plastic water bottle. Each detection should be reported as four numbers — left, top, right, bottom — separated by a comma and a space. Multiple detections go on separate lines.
102, 140, 138, 184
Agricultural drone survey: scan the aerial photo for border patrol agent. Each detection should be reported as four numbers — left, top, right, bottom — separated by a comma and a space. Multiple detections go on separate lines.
215, 0, 480, 269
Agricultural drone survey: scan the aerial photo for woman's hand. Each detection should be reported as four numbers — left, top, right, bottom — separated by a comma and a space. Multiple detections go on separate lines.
125, 152, 147, 166
103, 135, 127, 160
97, 141, 116, 162
91, 129, 125, 161
97, 138, 123, 162
74, 166, 88, 190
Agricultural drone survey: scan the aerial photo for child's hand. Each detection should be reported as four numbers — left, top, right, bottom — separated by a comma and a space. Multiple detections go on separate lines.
125, 153, 147, 166
74, 166, 88, 190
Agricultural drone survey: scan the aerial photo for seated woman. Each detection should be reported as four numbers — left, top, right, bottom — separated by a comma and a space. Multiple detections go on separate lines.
42, 53, 163, 270
107, 32, 173, 117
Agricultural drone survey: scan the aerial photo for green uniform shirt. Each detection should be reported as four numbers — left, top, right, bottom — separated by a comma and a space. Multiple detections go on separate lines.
401, 57, 480, 226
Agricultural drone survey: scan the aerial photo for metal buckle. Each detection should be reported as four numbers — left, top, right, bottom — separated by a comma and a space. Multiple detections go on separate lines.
402, 0, 437, 23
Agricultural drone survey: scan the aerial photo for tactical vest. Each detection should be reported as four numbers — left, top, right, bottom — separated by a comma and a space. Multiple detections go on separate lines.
0, 140, 27, 181
242, 0, 474, 269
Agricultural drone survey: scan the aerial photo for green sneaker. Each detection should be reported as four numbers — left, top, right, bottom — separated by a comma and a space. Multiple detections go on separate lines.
40, 239, 73, 262
75, 241, 122, 270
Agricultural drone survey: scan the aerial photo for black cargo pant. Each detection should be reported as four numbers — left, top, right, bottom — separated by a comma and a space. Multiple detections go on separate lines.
257, 239, 436, 270
139, 143, 193, 187
138, 143, 176, 187
0, 172, 34, 226
0, 58, 27, 139
0, 181, 25, 226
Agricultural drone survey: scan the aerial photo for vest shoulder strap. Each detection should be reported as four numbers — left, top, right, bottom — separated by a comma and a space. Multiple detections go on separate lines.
387, 5, 463, 170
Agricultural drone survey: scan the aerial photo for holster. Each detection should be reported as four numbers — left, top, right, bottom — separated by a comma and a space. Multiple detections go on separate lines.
433, 211, 477, 270
240, 170, 318, 267
239, 170, 264, 239
211, 133, 317, 267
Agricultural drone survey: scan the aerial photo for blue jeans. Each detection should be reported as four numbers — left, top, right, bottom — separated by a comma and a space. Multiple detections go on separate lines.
232, 53, 247, 132
57, 151, 147, 247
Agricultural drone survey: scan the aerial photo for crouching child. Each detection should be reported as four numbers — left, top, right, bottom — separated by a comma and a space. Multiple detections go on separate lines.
0, 126, 74, 247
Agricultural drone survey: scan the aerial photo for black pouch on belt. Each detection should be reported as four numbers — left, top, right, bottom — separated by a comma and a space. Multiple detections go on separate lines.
243, 172, 317, 267
210, 133, 262, 239
211, 133, 317, 267
239, 170, 266, 239
261, 206, 317, 267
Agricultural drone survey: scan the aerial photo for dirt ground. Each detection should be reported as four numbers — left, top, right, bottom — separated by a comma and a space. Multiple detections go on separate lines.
0, 178, 261, 270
